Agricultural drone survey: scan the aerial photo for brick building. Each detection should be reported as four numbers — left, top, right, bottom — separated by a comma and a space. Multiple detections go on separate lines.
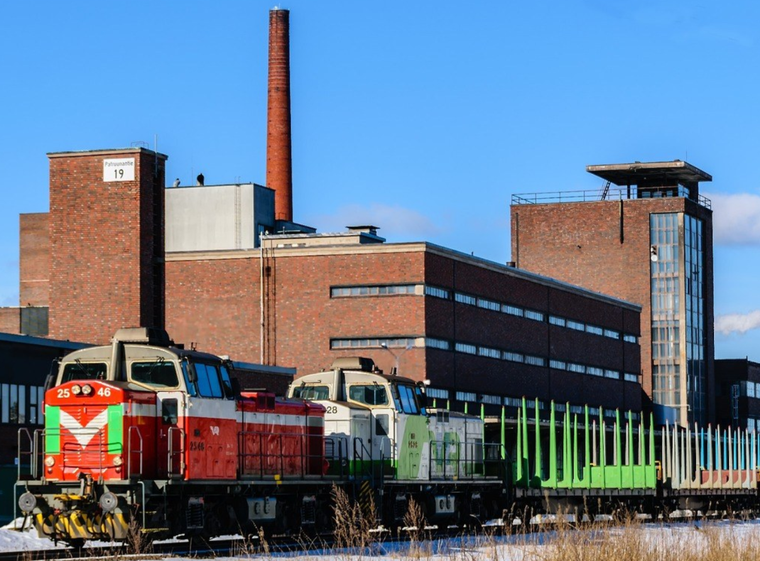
511, 161, 714, 426
714, 359, 760, 431
6, 156, 644, 416
166, 229, 643, 414
48, 148, 167, 344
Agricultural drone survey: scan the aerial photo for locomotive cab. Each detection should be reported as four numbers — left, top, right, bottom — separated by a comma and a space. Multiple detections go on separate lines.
289, 357, 484, 481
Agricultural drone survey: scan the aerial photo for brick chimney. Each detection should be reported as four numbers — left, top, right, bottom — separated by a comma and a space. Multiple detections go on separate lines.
267, 8, 293, 222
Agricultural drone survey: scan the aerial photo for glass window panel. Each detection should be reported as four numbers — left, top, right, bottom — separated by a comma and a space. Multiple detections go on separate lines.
18, 386, 25, 424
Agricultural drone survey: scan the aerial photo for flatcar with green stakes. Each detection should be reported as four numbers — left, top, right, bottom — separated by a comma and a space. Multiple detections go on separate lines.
503, 397, 760, 519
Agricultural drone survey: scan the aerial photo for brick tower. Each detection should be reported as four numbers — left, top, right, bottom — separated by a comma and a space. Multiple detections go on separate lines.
48, 148, 167, 344
266, 8, 293, 222
511, 161, 714, 426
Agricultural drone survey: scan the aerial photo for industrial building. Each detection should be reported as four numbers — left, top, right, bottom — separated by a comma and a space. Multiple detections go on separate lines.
511, 161, 714, 426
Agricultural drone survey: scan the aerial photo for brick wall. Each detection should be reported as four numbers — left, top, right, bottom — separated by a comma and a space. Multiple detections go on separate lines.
511, 197, 714, 419
19, 213, 50, 307
167, 244, 641, 411
0, 309, 19, 334
48, 149, 166, 344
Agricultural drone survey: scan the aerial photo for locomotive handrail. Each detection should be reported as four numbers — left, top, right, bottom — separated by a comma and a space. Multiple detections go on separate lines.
428, 439, 486, 481
167, 426, 186, 479
127, 426, 144, 477
16, 428, 34, 480
238, 429, 327, 479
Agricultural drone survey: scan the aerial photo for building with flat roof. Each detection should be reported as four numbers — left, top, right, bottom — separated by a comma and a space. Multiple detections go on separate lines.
511, 160, 714, 426
165, 230, 643, 415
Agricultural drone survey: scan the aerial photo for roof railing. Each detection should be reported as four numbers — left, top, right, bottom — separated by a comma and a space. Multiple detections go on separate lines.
512, 186, 711, 210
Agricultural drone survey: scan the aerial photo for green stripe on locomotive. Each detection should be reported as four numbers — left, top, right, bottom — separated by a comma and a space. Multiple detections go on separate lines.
44, 404, 125, 456
512, 398, 656, 491
45, 405, 61, 455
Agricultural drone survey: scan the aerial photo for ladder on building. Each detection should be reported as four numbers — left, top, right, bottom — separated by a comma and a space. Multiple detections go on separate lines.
600, 181, 611, 200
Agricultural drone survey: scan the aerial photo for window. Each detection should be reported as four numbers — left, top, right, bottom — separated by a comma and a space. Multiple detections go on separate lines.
394, 384, 419, 414
478, 346, 501, 359
604, 370, 621, 380
503, 304, 524, 317
503, 351, 524, 363
349, 384, 389, 406
481, 394, 501, 405
623, 334, 638, 344
587, 366, 604, 377
331, 284, 418, 297
193, 362, 224, 398
455, 293, 477, 306
426, 388, 449, 400
567, 320, 585, 331
549, 316, 566, 327
455, 342, 477, 355
748, 382, 757, 399
292, 385, 330, 400
505, 397, 522, 407
131, 361, 180, 388
456, 391, 476, 402
331, 337, 416, 349
425, 286, 450, 299
624, 372, 639, 383
568, 363, 586, 374
604, 329, 620, 340
426, 338, 451, 350
477, 298, 501, 311
525, 355, 546, 367
61, 362, 107, 383
525, 310, 545, 322
550, 360, 567, 370
586, 325, 604, 336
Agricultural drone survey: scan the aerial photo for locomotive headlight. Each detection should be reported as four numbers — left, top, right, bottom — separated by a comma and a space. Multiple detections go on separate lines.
44, 456, 55, 467
82, 384, 93, 396
71, 384, 82, 395
112, 455, 123, 467
18, 492, 36, 513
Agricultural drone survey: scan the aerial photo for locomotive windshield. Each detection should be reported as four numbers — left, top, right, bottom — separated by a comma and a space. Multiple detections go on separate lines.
61, 361, 107, 383
348, 384, 390, 406
291, 385, 330, 400
131, 360, 180, 388
182, 360, 234, 399
391, 383, 424, 414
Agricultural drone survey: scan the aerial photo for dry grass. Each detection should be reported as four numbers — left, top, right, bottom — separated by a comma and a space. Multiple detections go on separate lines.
331, 485, 376, 553
509, 519, 760, 561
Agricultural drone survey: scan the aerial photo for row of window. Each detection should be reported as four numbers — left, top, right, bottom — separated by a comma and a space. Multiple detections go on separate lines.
330, 336, 638, 383
0, 384, 45, 425
425, 387, 641, 421
735, 381, 760, 399
331, 283, 638, 344
432, 285, 638, 343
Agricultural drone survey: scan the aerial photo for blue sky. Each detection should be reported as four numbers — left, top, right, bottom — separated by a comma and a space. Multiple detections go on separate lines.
1, 1, 760, 359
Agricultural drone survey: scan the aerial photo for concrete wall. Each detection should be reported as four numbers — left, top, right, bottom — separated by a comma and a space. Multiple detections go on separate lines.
165, 184, 274, 252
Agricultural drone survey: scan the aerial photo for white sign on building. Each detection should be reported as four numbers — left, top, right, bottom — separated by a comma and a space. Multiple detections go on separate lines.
103, 158, 136, 182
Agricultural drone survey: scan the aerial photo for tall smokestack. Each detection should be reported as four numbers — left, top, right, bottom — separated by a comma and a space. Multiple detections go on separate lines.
267, 8, 293, 222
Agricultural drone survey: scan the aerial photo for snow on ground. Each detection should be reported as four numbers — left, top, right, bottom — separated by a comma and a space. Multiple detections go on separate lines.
0, 519, 759, 560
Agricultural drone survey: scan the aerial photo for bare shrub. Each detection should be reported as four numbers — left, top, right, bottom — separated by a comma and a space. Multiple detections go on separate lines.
331, 485, 375, 553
